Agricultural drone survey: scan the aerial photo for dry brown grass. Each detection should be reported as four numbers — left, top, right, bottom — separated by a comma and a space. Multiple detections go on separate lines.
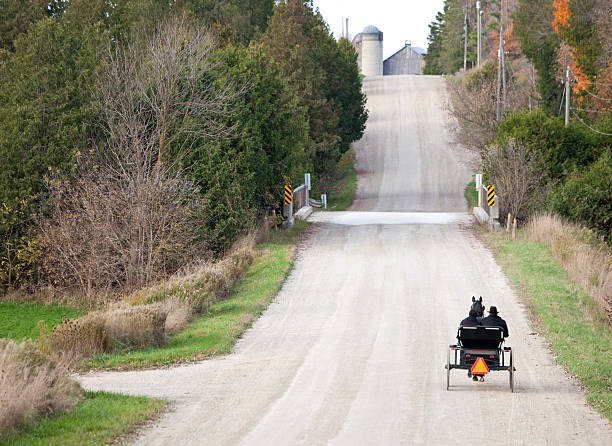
43, 302, 168, 359
128, 234, 256, 310
0, 339, 82, 439
526, 214, 612, 320
43, 235, 257, 360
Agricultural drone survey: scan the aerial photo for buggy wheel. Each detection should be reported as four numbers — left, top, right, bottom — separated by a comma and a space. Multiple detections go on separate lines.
446, 349, 451, 390
509, 351, 514, 392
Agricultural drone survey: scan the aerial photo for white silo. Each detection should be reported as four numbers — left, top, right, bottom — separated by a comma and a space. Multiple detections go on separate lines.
361, 25, 383, 77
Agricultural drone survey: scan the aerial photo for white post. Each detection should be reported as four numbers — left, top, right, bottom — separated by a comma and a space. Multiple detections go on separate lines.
322, 194, 327, 209
305, 173, 311, 206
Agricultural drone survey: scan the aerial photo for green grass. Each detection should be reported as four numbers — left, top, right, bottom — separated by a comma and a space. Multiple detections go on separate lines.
0, 391, 164, 446
0, 302, 81, 341
483, 231, 612, 420
85, 221, 310, 370
464, 180, 478, 210
327, 148, 357, 211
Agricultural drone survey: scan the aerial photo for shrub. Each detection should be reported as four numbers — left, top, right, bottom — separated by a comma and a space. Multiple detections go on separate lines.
0, 339, 82, 439
484, 140, 547, 221
548, 150, 612, 242
496, 109, 602, 180
0, 199, 39, 291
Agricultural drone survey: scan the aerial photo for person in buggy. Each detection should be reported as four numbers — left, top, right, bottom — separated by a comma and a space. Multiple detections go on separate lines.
480, 306, 509, 338
459, 309, 481, 327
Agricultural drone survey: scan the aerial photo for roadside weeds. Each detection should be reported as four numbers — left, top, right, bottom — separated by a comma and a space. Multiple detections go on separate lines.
85, 220, 310, 370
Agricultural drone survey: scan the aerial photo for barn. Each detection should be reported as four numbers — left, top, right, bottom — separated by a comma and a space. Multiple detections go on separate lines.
383, 42, 426, 75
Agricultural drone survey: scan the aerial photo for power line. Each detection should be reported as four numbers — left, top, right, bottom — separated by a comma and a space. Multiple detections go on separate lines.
571, 107, 608, 114
570, 109, 612, 136
582, 89, 612, 101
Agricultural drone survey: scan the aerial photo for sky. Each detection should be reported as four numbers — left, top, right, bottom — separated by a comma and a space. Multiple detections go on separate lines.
312, 0, 445, 59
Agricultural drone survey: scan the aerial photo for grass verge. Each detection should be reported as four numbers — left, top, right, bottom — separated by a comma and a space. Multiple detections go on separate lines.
0, 391, 164, 446
0, 302, 81, 341
481, 229, 612, 420
85, 221, 310, 370
464, 180, 478, 210
327, 148, 357, 211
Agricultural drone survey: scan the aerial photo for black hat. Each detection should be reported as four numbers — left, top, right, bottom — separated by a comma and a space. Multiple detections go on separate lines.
488, 306, 498, 314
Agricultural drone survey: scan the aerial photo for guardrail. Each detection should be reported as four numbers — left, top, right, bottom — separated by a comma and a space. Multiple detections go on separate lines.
283, 173, 326, 227
474, 174, 499, 229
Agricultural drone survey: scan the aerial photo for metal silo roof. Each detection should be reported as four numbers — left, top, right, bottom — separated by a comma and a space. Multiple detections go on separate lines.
362, 25, 381, 34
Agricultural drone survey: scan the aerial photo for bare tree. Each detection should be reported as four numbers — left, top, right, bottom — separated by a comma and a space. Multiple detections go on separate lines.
484, 139, 546, 221
98, 16, 242, 166
447, 70, 500, 154
446, 61, 531, 156
39, 17, 242, 295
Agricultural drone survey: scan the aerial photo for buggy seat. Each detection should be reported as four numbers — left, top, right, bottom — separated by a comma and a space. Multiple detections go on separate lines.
457, 325, 504, 350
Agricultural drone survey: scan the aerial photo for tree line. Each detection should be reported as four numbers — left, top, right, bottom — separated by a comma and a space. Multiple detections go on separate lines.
425, 0, 611, 241
0, 0, 368, 292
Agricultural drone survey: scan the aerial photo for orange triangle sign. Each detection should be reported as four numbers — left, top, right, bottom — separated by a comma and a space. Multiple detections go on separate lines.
471, 357, 490, 375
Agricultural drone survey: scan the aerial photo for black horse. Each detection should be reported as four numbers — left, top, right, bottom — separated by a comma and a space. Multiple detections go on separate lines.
464, 296, 486, 380
470, 296, 485, 320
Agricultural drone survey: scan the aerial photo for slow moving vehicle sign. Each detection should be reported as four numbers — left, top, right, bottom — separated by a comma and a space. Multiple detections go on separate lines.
471, 357, 490, 375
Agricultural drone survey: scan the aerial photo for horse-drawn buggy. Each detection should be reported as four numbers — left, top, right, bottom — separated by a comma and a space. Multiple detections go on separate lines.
445, 325, 515, 392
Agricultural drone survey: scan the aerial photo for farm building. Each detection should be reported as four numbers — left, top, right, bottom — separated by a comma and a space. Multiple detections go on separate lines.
352, 25, 426, 77
383, 42, 426, 75
352, 25, 384, 77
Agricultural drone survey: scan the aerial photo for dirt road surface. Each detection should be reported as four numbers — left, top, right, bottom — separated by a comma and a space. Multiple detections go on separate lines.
79, 75, 611, 445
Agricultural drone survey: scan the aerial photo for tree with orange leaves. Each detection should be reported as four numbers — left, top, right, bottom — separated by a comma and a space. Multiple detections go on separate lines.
552, 0, 591, 92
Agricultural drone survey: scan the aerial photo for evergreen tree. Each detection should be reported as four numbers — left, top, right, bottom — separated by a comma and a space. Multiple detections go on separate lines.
0, 14, 105, 288
184, 43, 312, 251
261, 1, 366, 176
424, 12, 444, 75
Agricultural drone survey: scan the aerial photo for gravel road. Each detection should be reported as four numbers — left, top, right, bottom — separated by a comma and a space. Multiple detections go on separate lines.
79, 75, 611, 445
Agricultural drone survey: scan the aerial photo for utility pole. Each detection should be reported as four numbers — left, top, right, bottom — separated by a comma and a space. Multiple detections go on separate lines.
476, 1, 482, 68
346, 18, 349, 39
502, 36, 507, 111
463, 6, 468, 71
565, 66, 571, 126
496, 24, 503, 121
501, 0, 507, 114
